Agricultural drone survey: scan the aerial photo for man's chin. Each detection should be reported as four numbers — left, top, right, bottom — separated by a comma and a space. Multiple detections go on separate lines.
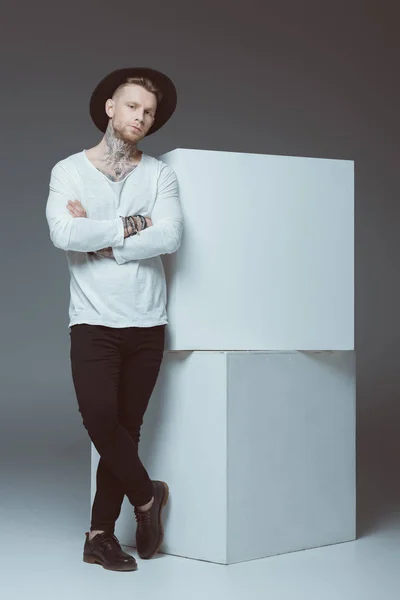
121, 129, 145, 143
111, 127, 133, 141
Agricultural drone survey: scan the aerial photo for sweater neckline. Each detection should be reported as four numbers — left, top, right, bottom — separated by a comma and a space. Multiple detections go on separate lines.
82, 149, 145, 184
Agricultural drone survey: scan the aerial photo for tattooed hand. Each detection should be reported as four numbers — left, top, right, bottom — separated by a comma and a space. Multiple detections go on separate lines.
66, 200, 151, 259
93, 215, 153, 258
93, 247, 114, 259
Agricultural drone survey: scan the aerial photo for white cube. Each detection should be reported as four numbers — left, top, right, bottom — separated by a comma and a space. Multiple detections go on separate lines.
91, 349, 356, 564
158, 149, 354, 351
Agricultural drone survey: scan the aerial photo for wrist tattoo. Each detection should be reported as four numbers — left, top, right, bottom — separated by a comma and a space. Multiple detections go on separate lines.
120, 214, 147, 238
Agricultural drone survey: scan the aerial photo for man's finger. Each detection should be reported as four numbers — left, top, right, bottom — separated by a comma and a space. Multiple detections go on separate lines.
67, 201, 86, 218
67, 207, 79, 217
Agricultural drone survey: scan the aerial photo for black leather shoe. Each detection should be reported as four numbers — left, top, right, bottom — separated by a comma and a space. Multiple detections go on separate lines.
134, 480, 169, 559
83, 530, 138, 571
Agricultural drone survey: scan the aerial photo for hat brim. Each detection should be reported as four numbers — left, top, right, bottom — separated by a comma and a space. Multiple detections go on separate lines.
89, 67, 177, 136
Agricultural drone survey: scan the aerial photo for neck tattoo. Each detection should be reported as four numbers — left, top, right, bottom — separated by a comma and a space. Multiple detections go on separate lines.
104, 122, 139, 176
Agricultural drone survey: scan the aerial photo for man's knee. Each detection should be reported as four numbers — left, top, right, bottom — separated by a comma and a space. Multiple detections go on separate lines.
82, 415, 119, 445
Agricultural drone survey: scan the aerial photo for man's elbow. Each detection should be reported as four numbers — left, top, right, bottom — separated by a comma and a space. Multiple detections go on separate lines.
49, 231, 69, 251
46, 218, 70, 251
166, 221, 183, 254
167, 239, 181, 255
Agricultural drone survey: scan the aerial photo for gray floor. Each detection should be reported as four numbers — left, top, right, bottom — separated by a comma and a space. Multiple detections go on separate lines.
2, 447, 399, 600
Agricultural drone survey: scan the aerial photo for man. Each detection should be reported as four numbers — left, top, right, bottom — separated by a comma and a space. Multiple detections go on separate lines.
45, 67, 183, 572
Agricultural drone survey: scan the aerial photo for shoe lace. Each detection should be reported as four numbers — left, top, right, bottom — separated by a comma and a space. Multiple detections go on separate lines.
97, 532, 121, 551
134, 507, 152, 525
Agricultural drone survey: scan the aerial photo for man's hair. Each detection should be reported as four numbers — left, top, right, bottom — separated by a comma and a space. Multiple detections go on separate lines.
112, 77, 163, 105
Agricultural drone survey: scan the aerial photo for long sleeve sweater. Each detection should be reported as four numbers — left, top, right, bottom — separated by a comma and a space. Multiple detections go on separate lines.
45, 150, 183, 329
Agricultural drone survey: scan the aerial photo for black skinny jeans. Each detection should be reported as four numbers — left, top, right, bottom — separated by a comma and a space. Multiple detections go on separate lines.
69, 323, 166, 534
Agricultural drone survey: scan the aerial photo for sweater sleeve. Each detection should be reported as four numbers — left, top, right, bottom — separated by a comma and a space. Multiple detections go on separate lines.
45, 162, 125, 252
112, 162, 183, 264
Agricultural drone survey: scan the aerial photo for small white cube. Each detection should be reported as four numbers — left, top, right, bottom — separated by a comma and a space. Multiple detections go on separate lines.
159, 148, 354, 351
91, 349, 356, 564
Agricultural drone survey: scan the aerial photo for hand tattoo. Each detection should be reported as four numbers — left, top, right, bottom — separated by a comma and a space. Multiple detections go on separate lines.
88, 214, 147, 259
93, 247, 114, 258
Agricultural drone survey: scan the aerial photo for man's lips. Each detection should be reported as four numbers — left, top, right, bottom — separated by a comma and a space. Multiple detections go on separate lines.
130, 125, 141, 132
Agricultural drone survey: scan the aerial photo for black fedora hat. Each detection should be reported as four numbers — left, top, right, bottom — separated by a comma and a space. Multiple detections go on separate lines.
89, 67, 177, 136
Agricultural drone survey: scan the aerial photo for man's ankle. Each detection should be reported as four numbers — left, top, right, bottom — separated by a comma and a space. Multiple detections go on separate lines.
89, 529, 104, 540
137, 496, 155, 512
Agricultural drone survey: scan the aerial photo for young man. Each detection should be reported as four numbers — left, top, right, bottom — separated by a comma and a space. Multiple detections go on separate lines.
45, 67, 183, 572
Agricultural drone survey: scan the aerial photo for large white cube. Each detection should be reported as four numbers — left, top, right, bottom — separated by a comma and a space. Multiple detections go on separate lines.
158, 149, 354, 351
91, 350, 356, 564
89, 149, 355, 562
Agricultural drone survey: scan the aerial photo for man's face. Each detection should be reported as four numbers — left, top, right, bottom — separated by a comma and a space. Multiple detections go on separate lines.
106, 84, 157, 143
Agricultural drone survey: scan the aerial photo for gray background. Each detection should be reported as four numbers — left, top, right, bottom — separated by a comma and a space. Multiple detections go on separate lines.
0, 0, 398, 537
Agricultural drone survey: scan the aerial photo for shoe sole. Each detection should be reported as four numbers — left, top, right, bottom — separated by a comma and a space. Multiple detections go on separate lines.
139, 481, 169, 560
83, 552, 138, 571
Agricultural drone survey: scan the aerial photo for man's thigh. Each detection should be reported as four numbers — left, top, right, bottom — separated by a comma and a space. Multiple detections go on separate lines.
117, 325, 166, 439
69, 324, 123, 426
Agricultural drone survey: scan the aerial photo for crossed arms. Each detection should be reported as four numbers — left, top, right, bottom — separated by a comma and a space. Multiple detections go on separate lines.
45, 161, 183, 264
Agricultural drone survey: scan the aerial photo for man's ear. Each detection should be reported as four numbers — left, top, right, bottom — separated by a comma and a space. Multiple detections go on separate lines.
105, 99, 114, 119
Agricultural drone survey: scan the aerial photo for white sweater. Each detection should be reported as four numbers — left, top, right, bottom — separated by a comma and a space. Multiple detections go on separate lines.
45, 150, 183, 330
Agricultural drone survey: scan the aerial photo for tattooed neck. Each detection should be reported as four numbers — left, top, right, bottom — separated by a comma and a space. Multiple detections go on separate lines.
103, 122, 139, 171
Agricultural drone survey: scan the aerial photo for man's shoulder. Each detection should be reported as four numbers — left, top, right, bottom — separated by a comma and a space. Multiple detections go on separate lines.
143, 152, 164, 169
144, 154, 176, 181
144, 153, 173, 169
51, 150, 84, 173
